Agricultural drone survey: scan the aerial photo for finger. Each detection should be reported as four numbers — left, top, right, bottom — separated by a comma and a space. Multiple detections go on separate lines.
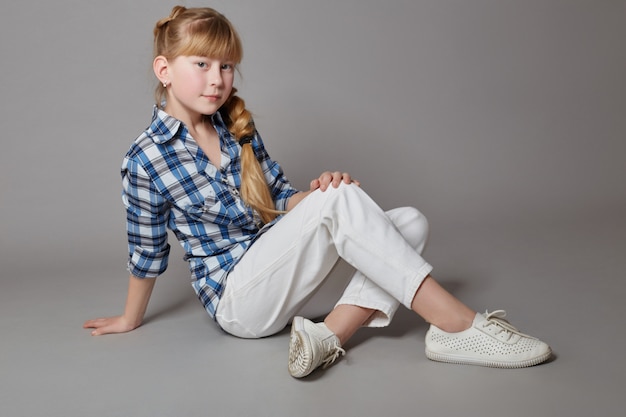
90, 320, 125, 336
319, 172, 332, 191
342, 172, 352, 184
310, 178, 320, 191
83, 318, 108, 328
331, 171, 342, 187
91, 325, 113, 336
85, 320, 109, 335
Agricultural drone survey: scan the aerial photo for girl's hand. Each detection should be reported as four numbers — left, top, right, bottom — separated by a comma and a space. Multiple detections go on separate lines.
84, 275, 155, 336
310, 171, 360, 192
83, 315, 140, 336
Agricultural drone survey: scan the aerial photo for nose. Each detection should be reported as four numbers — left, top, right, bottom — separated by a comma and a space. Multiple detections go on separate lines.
209, 68, 223, 87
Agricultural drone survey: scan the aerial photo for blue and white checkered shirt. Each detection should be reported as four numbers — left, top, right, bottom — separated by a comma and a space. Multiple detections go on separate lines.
122, 106, 299, 318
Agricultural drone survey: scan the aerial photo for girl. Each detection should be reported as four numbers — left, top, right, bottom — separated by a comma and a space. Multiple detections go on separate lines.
84, 6, 551, 378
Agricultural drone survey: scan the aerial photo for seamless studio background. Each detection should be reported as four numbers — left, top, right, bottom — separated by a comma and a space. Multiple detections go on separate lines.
1, 1, 624, 417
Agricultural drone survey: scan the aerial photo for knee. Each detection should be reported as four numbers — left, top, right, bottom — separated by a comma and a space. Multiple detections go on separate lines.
310, 182, 367, 212
388, 207, 429, 251
411, 208, 429, 241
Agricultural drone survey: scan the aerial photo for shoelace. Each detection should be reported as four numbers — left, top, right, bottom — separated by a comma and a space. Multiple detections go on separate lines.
321, 341, 346, 369
482, 310, 535, 341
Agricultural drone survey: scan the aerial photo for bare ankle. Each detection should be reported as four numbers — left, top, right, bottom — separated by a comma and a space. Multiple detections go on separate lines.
324, 304, 376, 345
433, 312, 475, 333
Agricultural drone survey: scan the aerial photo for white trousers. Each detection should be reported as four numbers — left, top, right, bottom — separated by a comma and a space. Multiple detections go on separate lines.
215, 184, 433, 338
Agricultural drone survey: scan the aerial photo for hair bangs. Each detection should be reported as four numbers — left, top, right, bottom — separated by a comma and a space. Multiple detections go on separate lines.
178, 18, 242, 63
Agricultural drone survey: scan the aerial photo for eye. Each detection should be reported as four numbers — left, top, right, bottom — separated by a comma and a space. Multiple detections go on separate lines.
196, 61, 208, 69
221, 63, 234, 72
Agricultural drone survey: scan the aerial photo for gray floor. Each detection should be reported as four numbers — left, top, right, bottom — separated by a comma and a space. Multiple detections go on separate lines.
1, 1, 624, 415
1, 210, 624, 417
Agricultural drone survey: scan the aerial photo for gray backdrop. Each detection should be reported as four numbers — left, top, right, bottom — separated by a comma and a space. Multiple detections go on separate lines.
0, 1, 625, 417
1, 0, 623, 271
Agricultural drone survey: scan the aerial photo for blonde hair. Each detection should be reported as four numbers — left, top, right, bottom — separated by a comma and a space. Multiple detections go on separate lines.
153, 6, 279, 224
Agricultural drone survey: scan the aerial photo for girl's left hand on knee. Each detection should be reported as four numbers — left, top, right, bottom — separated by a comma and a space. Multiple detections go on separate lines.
310, 171, 360, 192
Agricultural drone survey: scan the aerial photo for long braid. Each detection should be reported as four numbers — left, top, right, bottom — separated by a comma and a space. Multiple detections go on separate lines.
223, 92, 282, 224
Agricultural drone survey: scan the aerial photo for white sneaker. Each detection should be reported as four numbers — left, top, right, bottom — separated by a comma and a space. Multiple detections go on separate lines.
288, 316, 346, 378
425, 310, 552, 368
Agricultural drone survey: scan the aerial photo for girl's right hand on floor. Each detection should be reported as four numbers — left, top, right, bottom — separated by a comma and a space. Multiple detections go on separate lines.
83, 315, 140, 336
84, 275, 155, 336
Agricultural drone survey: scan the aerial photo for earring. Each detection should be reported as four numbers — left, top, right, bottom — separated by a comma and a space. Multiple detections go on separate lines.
163, 81, 168, 87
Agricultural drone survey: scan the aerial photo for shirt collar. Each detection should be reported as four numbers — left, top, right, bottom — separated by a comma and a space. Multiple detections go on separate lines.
147, 105, 228, 145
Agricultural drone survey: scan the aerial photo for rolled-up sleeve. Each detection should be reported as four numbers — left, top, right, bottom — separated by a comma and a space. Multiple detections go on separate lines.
121, 156, 171, 278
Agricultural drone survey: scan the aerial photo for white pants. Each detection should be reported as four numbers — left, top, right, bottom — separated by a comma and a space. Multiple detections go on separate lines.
215, 184, 433, 338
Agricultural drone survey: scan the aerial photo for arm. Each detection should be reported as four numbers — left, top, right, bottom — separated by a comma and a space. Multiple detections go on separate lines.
248, 130, 358, 210
286, 190, 312, 211
84, 154, 169, 336
83, 274, 156, 336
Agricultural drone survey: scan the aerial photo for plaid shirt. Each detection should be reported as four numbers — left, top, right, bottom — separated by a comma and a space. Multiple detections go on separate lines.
122, 106, 298, 318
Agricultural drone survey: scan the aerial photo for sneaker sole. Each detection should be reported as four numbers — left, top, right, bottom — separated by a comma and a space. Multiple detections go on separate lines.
288, 317, 314, 378
425, 348, 552, 369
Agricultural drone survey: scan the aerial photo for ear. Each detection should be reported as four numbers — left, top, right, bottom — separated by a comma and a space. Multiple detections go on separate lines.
153, 56, 170, 85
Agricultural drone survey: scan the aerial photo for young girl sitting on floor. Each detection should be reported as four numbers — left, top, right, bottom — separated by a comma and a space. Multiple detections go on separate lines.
84, 5, 551, 378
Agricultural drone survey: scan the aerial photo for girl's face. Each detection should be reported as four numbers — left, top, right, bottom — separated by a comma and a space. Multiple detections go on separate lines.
163, 55, 235, 122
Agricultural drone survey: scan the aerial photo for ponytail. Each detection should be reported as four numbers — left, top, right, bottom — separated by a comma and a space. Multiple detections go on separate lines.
223, 91, 283, 224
